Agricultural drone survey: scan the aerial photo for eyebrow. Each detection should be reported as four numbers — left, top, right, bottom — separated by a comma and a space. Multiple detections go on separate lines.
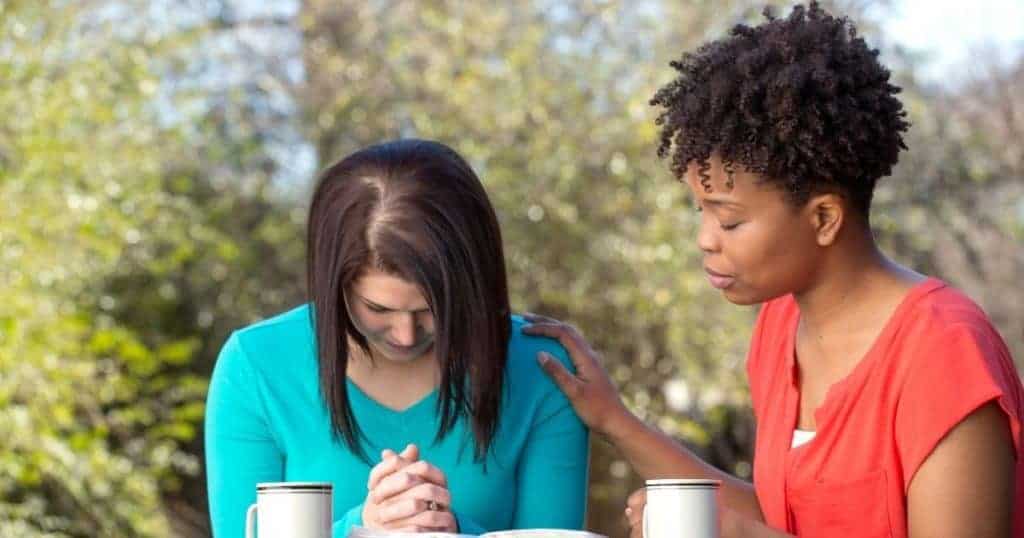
360, 296, 431, 314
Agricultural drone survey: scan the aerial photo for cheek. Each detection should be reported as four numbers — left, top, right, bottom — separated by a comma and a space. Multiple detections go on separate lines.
721, 225, 778, 267
728, 223, 817, 286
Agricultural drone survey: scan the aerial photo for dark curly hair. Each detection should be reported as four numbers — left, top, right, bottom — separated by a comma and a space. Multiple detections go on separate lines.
650, 1, 909, 215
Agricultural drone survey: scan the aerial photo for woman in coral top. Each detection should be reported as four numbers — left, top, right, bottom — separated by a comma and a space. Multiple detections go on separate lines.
523, 2, 1023, 537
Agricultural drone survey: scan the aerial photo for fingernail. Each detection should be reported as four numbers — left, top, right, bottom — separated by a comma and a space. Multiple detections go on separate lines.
625, 507, 632, 516
537, 352, 551, 365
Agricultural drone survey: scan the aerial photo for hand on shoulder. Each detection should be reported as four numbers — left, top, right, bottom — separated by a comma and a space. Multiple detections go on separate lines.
521, 313, 635, 439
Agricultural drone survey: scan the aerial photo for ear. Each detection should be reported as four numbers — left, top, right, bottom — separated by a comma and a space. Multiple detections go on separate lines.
806, 193, 844, 246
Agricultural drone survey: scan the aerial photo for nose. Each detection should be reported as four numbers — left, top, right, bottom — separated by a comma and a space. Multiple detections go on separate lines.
390, 313, 418, 346
696, 211, 720, 254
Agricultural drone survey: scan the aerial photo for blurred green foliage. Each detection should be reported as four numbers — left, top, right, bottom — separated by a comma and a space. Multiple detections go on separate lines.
0, 0, 1020, 537
0, 1, 202, 535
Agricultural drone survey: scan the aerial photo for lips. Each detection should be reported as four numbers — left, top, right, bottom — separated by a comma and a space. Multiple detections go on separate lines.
704, 267, 736, 290
383, 341, 430, 353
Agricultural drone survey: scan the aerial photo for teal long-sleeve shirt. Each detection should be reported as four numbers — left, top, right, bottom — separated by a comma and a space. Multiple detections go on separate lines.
205, 305, 589, 537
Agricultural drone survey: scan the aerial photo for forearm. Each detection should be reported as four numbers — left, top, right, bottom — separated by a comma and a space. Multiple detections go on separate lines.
723, 508, 794, 538
605, 410, 765, 523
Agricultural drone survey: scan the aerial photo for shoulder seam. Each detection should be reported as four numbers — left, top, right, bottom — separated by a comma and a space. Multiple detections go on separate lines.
234, 305, 312, 337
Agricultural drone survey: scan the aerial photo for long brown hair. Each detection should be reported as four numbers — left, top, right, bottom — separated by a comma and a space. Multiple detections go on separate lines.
306, 139, 510, 462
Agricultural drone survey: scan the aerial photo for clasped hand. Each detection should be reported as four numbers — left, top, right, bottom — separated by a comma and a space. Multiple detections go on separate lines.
362, 444, 458, 533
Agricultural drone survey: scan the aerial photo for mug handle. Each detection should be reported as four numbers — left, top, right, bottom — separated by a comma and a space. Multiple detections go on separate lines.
245, 503, 258, 538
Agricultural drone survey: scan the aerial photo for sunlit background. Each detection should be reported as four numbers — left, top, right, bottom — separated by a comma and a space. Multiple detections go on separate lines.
1, 1, 1021, 536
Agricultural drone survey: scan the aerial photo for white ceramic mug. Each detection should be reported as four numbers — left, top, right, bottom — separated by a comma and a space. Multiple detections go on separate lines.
642, 479, 720, 538
245, 482, 333, 538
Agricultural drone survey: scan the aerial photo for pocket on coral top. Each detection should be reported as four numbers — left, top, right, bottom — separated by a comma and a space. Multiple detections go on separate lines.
788, 469, 893, 538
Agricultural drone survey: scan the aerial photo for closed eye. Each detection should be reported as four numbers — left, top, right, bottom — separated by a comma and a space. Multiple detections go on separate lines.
361, 300, 391, 313
361, 298, 431, 315
697, 205, 741, 230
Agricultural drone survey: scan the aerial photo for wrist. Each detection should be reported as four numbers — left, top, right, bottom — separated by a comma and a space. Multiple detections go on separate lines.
721, 507, 743, 538
598, 402, 640, 441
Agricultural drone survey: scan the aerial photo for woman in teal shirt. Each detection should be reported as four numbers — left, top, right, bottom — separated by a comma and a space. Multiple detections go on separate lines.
204, 139, 589, 537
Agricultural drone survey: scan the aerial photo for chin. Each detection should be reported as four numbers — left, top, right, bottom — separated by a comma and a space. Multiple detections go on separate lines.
720, 286, 768, 306
371, 344, 432, 364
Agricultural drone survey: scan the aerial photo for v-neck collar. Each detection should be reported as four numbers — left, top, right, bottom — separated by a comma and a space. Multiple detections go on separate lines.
345, 377, 439, 418
785, 277, 946, 432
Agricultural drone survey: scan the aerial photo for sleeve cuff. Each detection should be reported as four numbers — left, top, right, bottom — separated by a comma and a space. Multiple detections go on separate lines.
334, 505, 482, 537
454, 512, 486, 535
333, 503, 365, 538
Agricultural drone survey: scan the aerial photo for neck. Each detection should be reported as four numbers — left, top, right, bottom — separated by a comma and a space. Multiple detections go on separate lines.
346, 339, 440, 385
793, 228, 917, 336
